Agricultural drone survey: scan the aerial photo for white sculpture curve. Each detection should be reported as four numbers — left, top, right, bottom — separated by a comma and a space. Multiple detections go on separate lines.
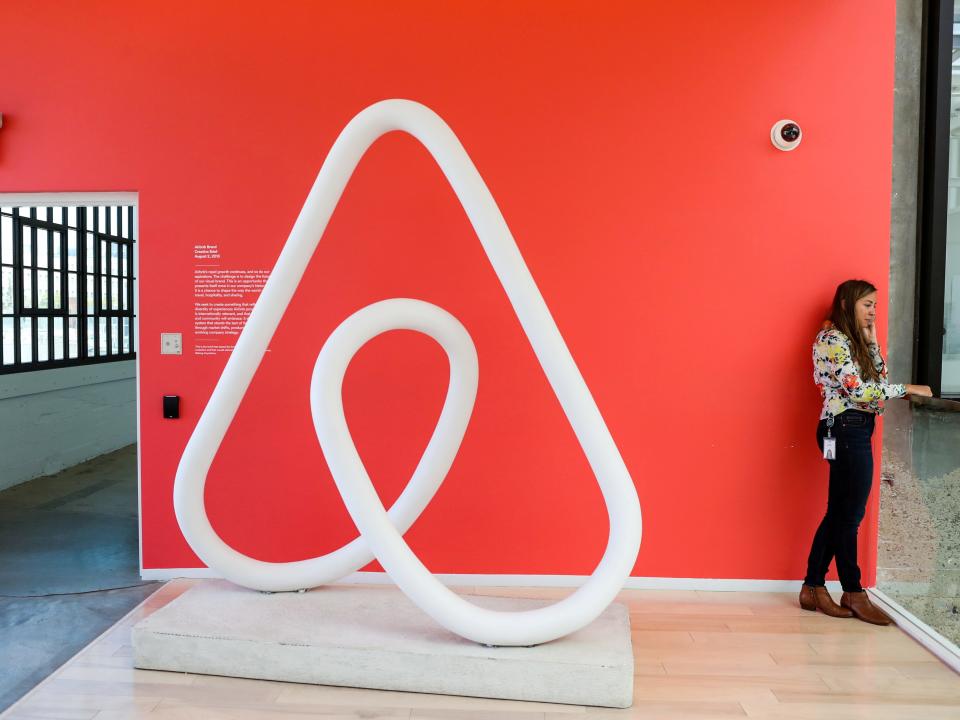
174, 99, 642, 646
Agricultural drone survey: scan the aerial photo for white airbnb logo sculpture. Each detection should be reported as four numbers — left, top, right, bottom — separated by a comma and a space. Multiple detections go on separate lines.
174, 99, 642, 647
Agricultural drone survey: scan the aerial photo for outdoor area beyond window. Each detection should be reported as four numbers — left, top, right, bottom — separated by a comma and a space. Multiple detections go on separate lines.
0, 205, 136, 372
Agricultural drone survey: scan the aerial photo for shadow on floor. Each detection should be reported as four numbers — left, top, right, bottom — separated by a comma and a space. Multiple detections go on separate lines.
0, 445, 160, 711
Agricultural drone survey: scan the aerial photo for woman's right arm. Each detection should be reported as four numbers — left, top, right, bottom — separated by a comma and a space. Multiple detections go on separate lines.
867, 341, 933, 397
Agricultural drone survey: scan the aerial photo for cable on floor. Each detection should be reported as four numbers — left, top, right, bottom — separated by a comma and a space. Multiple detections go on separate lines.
0, 581, 162, 599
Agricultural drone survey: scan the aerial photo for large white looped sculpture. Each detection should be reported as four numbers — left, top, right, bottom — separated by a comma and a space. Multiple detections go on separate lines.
174, 99, 642, 647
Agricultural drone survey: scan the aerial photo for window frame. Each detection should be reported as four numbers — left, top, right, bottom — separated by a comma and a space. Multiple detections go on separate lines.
0, 199, 137, 374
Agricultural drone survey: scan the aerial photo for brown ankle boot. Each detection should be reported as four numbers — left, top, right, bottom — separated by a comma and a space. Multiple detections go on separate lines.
799, 585, 853, 617
840, 591, 893, 626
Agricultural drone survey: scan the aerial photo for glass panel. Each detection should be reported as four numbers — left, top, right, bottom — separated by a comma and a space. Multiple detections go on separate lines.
876, 14, 960, 654
111, 242, 118, 276
53, 317, 64, 360
87, 206, 96, 231
52, 207, 63, 224
98, 206, 107, 233
111, 277, 119, 310
86, 233, 95, 273
945, 23, 960, 395
67, 206, 77, 228
1, 267, 12, 313
52, 271, 62, 309
131, 206, 138, 241
100, 276, 107, 310
1, 215, 11, 263
37, 270, 49, 310
36, 207, 47, 221
68, 317, 79, 358
2, 317, 13, 364
121, 207, 129, 238
23, 270, 32, 309
68, 273, 78, 314
37, 317, 49, 362
22, 226, 31, 266
99, 316, 107, 355
87, 317, 95, 357
36, 228, 48, 268
86, 276, 94, 312
121, 279, 128, 310
122, 317, 130, 353
100, 239, 107, 274
20, 317, 32, 363
946, 220, 960, 390
67, 230, 77, 271
52, 232, 61, 270
109, 206, 118, 235
111, 317, 119, 354
17, 207, 30, 217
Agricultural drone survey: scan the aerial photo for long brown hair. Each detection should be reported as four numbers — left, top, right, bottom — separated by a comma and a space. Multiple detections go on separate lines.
828, 279, 879, 382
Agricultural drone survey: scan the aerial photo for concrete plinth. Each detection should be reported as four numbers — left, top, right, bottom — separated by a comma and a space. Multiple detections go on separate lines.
132, 581, 634, 708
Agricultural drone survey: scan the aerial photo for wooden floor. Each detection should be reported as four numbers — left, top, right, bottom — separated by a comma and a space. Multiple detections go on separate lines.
3, 580, 959, 720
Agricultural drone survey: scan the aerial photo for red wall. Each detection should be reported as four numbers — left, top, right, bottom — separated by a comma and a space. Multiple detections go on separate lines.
0, 2, 896, 584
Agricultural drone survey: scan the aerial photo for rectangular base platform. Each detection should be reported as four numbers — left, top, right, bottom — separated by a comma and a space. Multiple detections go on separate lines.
132, 580, 634, 708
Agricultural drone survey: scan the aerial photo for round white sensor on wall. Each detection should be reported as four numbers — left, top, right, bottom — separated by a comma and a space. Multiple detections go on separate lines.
771, 120, 802, 151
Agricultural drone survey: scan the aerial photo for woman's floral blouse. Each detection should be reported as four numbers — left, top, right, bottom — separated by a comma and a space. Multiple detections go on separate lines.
812, 327, 906, 420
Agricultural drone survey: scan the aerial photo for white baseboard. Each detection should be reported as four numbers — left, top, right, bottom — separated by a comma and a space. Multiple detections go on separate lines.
139, 568, 841, 593
868, 588, 960, 673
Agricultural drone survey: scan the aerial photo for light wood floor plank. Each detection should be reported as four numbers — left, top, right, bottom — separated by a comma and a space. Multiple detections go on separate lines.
1, 710, 98, 720
630, 616, 735, 632
412, 711, 544, 720
774, 687, 960, 705
13, 693, 160, 714
147, 699, 413, 719
274, 685, 585, 714
547, 703, 748, 719
631, 676, 779, 705
741, 700, 960, 720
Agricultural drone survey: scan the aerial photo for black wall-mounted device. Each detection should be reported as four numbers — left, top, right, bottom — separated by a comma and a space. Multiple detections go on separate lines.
163, 395, 180, 419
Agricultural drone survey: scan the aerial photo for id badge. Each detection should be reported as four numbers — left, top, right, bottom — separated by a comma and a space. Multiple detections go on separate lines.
823, 437, 837, 460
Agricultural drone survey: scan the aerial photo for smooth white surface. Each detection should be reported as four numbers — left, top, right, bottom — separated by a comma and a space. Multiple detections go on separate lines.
132, 581, 635, 708
174, 99, 642, 646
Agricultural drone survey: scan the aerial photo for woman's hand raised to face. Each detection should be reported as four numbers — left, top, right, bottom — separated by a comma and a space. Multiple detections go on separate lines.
862, 323, 878, 346
905, 384, 934, 398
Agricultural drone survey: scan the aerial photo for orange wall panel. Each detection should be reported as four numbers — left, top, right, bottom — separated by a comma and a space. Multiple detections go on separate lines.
0, 2, 896, 584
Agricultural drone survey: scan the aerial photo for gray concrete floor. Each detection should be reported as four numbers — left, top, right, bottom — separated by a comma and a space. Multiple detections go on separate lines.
0, 445, 160, 712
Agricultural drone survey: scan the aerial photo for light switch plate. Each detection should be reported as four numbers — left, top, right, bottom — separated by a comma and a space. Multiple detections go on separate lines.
160, 333, 182, 355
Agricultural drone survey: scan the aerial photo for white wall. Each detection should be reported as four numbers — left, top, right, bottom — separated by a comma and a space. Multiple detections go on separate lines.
0, 361, 136, 491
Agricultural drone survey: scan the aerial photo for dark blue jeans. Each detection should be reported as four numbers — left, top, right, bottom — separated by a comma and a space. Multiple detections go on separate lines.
804, 410, 875, 593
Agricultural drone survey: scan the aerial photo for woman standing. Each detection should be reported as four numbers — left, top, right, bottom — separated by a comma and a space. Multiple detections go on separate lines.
800, 279, 932, 624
